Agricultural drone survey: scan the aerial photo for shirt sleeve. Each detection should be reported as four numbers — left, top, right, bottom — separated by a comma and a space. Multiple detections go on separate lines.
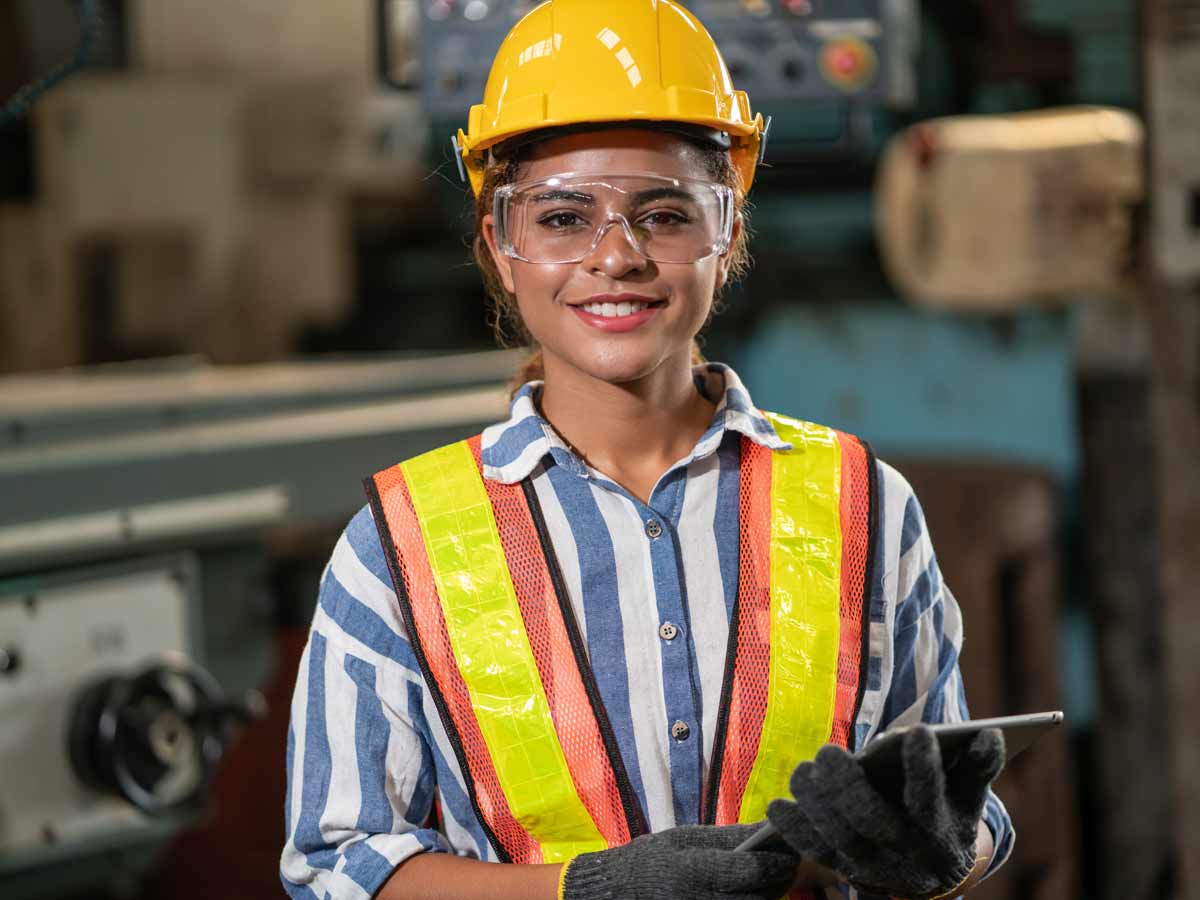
875, 468, 1015, 882
281, 506, 449, 900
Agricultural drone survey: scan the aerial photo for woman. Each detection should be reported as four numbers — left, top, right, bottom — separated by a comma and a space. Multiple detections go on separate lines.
281, 2, 1013, 899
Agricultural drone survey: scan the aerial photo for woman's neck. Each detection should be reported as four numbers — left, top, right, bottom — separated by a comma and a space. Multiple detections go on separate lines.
537, 351, 717, 504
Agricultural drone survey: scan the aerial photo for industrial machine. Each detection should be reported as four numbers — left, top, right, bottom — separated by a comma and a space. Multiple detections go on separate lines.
0, 351, 516, 898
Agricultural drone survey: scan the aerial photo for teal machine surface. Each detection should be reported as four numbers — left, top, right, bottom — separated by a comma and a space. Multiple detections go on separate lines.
0, 352, 516, 899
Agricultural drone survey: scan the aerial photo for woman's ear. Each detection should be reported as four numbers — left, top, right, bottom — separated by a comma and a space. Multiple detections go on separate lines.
714, 212, 743, 291
482, 213, 517, 294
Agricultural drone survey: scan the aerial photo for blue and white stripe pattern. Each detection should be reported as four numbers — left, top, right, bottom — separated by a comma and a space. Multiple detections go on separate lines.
281, 363, 1014, 899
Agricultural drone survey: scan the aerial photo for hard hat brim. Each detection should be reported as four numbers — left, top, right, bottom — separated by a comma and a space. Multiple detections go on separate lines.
459, 116, 763, 196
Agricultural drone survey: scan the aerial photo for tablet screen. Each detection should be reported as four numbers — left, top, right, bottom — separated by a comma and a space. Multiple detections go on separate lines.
858, 710, 1064, 779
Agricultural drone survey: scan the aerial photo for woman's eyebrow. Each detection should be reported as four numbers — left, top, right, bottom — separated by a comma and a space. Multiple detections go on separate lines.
632, 186, 696, 204
530, 189, 595, 204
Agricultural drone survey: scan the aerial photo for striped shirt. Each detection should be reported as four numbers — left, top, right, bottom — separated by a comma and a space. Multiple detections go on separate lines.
281, 363, 1014, 899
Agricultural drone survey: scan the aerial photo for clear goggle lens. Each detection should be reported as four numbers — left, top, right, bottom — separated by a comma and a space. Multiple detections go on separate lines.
494, 173, 735, 265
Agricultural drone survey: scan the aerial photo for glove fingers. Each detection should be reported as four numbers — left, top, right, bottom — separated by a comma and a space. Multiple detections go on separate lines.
787, 758, 816, 798
900, 726, 952, 830
829, 829, 920, 896
786, 757, 866, 862
808, 745, 905, 847
809, 800, 913, 886
949, 728, 1005, 795
772, 746, 958, 896
791, 754, 909, 879
766, 798, 837, 869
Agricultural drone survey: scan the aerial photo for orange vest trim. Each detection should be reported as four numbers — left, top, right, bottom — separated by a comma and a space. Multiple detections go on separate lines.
704, 431, 877, 827
366, 454, 542, 862
473, 437, 645, 848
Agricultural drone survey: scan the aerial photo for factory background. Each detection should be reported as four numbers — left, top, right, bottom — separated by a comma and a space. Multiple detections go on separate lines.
0, 1, 1197, 899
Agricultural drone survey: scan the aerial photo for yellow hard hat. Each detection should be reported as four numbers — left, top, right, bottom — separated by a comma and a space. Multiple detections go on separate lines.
453, 0, 769, 196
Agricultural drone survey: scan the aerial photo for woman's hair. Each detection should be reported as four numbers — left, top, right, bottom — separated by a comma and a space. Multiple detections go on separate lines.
470, 131, 753, 395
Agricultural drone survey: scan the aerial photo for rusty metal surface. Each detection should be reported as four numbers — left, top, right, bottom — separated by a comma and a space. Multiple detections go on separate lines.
1079, 375, 1174, 900
1143, 0, 1200, 894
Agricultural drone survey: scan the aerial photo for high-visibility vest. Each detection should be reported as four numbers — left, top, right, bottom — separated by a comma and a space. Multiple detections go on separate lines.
365, 412, 878, 872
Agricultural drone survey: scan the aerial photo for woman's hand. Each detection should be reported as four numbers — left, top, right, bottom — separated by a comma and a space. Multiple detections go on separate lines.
765, 726, 1005, 900
560, 823, 797, 900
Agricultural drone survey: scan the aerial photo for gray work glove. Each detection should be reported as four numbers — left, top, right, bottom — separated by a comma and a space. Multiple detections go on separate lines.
560, 822, 797, 900
765, 726, 1004, 900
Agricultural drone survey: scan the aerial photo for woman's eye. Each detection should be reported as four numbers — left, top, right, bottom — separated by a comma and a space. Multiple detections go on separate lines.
639, 210, 689, 227
537, 211, 586, 229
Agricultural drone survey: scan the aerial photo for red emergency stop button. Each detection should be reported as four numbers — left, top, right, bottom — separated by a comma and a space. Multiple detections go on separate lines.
819, 36, 878, 91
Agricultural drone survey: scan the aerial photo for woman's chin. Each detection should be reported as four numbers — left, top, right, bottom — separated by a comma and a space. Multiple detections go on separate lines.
570, 348, 675, 386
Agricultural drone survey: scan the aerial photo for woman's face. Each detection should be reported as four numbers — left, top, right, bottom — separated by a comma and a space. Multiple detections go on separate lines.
482, 129, 740, 386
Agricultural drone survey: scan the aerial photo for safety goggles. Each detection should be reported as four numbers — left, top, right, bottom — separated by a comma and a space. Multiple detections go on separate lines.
493, 172, 735, 264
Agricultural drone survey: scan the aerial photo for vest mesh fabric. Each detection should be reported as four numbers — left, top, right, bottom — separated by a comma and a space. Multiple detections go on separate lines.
370, 464, 543, 863
468, 436, 635, 850
712, 436, 775, 826
831, 430, 870, 749
711, 431, 871, 818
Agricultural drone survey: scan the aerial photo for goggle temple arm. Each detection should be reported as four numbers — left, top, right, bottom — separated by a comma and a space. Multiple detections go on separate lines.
451, 134, 468, 184
492, 185, 519, 258
758, 115, 773, 167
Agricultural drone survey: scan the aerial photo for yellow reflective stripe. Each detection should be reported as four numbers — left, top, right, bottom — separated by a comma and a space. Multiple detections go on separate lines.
401, 441, 606, 862
738, 413, 844, 823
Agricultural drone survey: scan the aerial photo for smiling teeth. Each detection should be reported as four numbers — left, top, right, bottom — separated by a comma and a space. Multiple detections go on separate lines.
583, 301, 649, 317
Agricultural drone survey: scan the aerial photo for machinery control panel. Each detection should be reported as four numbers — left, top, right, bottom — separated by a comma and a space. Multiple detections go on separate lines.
385, 0, 916, 120
682, 0, 914, 107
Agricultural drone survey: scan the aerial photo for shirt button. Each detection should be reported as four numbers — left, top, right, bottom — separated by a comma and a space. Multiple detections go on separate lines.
645, 519, 663, 539
659, 622, 679, 641
671, 720, 691, 742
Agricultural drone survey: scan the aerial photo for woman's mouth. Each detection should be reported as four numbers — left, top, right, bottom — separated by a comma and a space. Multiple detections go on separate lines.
570, 298, 666, 333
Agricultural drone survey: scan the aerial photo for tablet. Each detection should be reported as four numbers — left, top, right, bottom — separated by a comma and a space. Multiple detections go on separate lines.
733, 711, 1063, 853
857, 710, 1065, 780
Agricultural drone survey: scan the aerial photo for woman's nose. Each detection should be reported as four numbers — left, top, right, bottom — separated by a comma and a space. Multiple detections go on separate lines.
583, 217, 649, 278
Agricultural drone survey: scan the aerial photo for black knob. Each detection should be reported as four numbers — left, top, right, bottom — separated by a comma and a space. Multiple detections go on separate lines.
0, 646, 19, 675
67, 658, 266, 815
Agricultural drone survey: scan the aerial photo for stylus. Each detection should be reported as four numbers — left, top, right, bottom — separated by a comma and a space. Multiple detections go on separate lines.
734, 822, 777, 852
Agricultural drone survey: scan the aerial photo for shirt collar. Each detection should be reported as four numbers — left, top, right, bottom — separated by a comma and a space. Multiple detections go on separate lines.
479, 362, 792, 484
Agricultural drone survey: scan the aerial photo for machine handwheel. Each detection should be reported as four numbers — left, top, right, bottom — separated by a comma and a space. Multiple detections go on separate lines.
68, 657, 263, 816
